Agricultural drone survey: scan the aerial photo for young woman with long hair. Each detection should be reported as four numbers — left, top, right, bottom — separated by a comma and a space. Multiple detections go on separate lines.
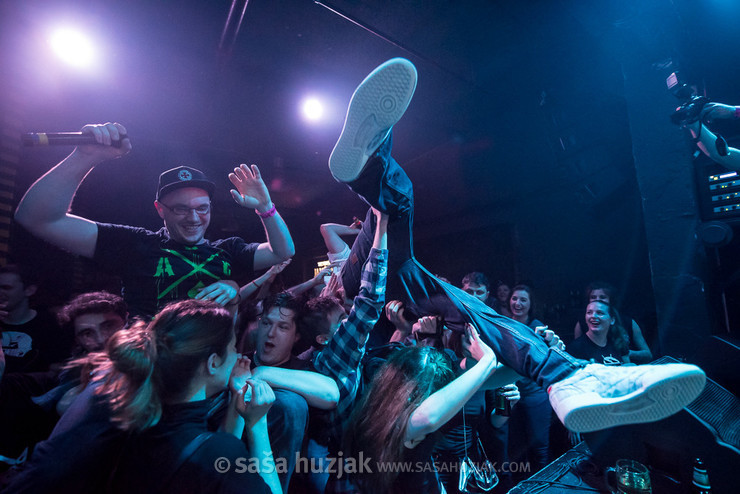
6, 299, 280, 494
573, 281, 652, 363
569, 300, 630, 365
345, 324, 503, 493
506, 284, 553, 477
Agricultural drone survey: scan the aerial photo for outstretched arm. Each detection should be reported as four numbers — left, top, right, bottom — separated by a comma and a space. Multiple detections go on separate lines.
313, 209, 388, 423
229, 164, 295, 270
386, 300, 414, 343
14, 123, 131, 258
627, 320, 652, 364
251, 366, 340, 410
404, 324, 498, 448
239, 259, 292, 301
320, 220, 361, 254
286, 262, 340, 298
688, 106, 740, 170
235, 379, 281, 494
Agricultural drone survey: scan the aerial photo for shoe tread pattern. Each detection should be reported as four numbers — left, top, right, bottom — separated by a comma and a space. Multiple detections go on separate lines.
329, 58, 417, 182
563, 367, 706, 433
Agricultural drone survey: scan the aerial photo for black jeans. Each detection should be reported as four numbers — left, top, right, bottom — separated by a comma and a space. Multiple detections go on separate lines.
339, 133, 584, 389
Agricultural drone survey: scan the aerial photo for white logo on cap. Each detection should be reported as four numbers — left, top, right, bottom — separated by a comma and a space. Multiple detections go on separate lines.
178, 170, 193, 181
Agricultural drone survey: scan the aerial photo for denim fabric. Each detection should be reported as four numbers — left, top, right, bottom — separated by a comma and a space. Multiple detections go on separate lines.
339, 133, 585, 389
507, 386, 552, 472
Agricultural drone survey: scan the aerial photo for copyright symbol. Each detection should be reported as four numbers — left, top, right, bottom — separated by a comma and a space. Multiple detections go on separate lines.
214, 457, 230, 473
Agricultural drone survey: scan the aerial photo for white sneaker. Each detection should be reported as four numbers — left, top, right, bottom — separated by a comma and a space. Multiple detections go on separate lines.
329, 58, 417, 183
548, 363, 706, 433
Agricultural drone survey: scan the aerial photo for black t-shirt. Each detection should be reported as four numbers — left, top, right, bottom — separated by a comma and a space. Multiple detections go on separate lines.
111, 401, 269, 494
567, 335, 627, 366
4, 383, 126, 494
94, 223, 259, 318
6, 384, 268, 494
1, 310, 71, 373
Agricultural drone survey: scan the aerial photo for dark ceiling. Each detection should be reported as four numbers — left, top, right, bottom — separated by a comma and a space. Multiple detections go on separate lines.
3, 0, 740, 318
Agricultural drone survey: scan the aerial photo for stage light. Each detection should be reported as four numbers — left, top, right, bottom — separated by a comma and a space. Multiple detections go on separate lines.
48, 28, 97, 69
301, 97, 324, 122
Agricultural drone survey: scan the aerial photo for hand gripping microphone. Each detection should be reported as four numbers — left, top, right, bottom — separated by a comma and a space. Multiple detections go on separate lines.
22, 132, 128, 148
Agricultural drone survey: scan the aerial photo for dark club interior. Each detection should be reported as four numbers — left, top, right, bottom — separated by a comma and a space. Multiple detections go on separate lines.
1, 1, 739, 493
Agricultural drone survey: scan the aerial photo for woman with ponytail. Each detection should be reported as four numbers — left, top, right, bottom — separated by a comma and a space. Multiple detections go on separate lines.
6, 299, 280, 494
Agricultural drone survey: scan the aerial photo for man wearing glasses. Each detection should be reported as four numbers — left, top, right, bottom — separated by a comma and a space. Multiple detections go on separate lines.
14, 122, 295, 318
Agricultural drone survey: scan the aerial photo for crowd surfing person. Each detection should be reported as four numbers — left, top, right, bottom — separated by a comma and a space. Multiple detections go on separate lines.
327, 57, 705, 440
5, 300, 281, 494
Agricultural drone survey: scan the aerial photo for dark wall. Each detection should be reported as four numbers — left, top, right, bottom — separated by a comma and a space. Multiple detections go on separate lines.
4, 0, 740, 369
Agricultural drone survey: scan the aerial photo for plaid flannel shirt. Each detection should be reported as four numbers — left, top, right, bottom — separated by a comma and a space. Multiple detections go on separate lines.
313, 247, 387, 434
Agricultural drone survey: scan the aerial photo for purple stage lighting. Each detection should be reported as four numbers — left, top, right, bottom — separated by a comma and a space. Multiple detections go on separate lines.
301, 97, 325, 122
48, 28, 96, 69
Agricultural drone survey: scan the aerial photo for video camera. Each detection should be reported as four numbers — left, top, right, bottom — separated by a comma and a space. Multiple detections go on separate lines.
667, 72, 709, 126
667, 72, 728, 156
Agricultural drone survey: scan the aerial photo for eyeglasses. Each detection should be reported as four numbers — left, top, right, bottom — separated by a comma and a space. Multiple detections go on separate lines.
158, 202, 211, 216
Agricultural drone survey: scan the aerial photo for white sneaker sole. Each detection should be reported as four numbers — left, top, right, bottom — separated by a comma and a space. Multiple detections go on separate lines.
329, 58, 417, 183
557, 366, 706, 433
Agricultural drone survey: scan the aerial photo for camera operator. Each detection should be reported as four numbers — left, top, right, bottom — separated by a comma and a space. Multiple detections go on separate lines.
687, 102, 740, 170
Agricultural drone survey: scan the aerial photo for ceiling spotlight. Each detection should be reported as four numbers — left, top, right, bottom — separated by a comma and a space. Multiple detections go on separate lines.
301, 97, 324, 122
49, 28, 97, 69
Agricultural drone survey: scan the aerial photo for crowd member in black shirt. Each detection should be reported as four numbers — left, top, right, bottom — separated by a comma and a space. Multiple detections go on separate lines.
5, 299, 280, 493
569, 300, 629, 365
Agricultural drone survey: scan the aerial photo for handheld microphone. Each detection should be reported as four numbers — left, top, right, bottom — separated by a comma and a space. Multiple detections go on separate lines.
22, 132, 128, 148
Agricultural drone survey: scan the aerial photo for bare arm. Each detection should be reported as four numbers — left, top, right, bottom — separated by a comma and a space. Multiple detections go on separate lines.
286, 262, 339, 298
404, 325, 497, 448
229, 164, 295, 270
14, 123, 131, 258
221, 356, 252, 438
235, 379, 281, 494
251, 366, 340, 409
386, 300, 414, 343
239, 259, 291, 301
253, 211, 296, 270
627, 320, 653, 364
689, 121, 740, 171
573, 321, 583, 339
320, 221, 360, 254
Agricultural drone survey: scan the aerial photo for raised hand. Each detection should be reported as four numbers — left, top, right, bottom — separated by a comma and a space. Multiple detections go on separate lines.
235, 378, 276, 428
534, 325, 566, 351
229, 164, 272, 211
267, 258, 291, 277
320, 272, 343, 299
385, 300, 413, 333
228, 355, 252, 396
74, 122, 131, 162
412, 315, 438, 339
462, 323, 496, 365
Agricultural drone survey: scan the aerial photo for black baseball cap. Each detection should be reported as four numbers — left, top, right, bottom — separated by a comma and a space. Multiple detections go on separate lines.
156, 166, 215, 201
